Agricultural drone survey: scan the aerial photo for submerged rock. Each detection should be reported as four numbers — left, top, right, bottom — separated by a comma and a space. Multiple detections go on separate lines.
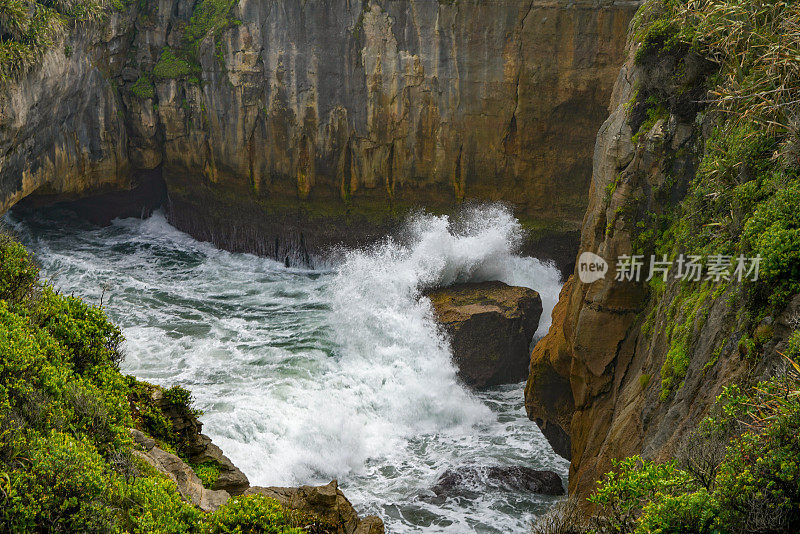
246, 480, 384, 534
431, 465, 564, 497
425, 281, 542, 388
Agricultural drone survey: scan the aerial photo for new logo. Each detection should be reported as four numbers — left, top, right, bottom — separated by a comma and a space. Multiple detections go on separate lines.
577, 252, 608, 283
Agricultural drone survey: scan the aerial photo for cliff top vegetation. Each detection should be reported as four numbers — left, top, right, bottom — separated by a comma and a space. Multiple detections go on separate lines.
534, 0, 800, 531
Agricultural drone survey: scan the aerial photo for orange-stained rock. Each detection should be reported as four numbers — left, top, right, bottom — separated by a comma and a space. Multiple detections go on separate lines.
0, 1, 640, 264
426, 281, 542, 389
525, 276, 575, 459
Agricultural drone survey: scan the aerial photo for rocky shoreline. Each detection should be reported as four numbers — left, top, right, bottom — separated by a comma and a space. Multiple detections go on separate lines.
131, 383, 384, 533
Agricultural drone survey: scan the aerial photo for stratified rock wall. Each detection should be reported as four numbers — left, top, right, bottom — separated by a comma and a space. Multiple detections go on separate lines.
0, 0, 640, 258
0, 9, 137, 214
525, 26, 797, 499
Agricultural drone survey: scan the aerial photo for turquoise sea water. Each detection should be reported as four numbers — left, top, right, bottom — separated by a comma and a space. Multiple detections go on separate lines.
9, 205, 568, 533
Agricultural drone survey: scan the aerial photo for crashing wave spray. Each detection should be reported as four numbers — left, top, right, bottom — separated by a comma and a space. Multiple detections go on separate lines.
9, 205, 566, 533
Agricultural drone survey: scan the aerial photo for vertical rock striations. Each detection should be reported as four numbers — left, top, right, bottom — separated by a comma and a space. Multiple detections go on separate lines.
0, 0, 640, 260
525, 16, 799, 499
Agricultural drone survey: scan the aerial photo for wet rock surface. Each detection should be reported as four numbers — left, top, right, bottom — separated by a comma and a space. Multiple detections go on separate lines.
246, 480, 384, 534
426, 281, 542, 388
431, 466, 565, 497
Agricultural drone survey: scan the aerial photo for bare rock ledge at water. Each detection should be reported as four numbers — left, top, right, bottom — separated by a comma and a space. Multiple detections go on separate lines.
425, 281, 543, 389
130, 388, 384, 533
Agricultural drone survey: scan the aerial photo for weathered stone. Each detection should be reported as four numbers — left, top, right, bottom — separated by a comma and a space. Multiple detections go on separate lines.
0, 0, 640, 263
524, 31, 793, 503
246, 480, 383, 534
426, 281, 542, 388
431, 466, 564, 496
145, 385, 251, 495
525, 276, 576, 460
130, 429, 231, 512
192, 438, 250, 495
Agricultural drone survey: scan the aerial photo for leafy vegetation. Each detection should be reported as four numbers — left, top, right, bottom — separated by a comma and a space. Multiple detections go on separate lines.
592, 361, 800, 533
202, 494, 304, 534
0, 0, 109, 82
153, 47, 193, 79
534, 359, 800, 533
130, 75, 155, 99
0, 233, 319, 532
538, 1, 800, 531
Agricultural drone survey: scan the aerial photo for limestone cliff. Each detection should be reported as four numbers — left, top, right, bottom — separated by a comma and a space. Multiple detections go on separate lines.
0, 0, 639, 262
525, 15, 799, 499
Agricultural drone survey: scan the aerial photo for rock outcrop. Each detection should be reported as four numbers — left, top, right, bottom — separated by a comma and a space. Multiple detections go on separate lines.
246, 481, 384, 534
131, 428, 231, 512
426, 281, 542, 388
0, 0, 640, 263
525, 21, 797, 499
147, 385, 251, 495
131, 393, 384, 531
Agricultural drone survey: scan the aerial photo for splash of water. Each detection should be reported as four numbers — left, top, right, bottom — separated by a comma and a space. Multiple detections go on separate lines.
7, 205, 567, 533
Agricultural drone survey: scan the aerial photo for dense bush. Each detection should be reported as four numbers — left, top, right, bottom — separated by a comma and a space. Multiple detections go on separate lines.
0, 234, 316, 532
0, 0, 109, 82
202, 494, 304, 534
625, 0, 800, 409
580, 359, 800, 534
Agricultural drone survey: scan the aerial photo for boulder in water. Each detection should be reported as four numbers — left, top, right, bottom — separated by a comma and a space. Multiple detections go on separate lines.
431, 465, 564, 497
425, 281, 542, 388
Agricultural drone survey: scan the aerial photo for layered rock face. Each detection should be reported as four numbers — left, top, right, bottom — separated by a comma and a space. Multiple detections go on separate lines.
0, 0, 639, 261
525, 32, 797, 498
426, 280, 542, 388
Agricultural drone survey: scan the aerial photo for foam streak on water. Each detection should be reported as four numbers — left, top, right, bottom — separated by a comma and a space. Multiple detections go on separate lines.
8, 205, 568, 533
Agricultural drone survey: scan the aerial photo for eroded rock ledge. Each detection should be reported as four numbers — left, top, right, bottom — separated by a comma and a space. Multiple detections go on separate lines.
131, 385, 384, 532
426, 281, 542, 388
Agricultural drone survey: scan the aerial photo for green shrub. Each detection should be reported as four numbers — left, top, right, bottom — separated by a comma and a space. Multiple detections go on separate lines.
202, 494, 304, 534
34, 288, 124, 373
192, 461, 221, 488
131, 75, 156, 99
117, 475, 202, 534
743, 182, 800, 308
153, 48, 193, 79
0, 432, 119, 533
636, 489, 718, 534
590, 359, 800, 533
0, 235, 39, 304
589, 456, 693, 533
165, 385, 194, 410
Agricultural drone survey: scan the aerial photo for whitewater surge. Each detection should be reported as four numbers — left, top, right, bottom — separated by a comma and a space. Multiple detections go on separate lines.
9, 205, 568, 533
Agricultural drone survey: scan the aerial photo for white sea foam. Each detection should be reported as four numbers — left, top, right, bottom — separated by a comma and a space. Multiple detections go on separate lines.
8, 205, 567, 533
